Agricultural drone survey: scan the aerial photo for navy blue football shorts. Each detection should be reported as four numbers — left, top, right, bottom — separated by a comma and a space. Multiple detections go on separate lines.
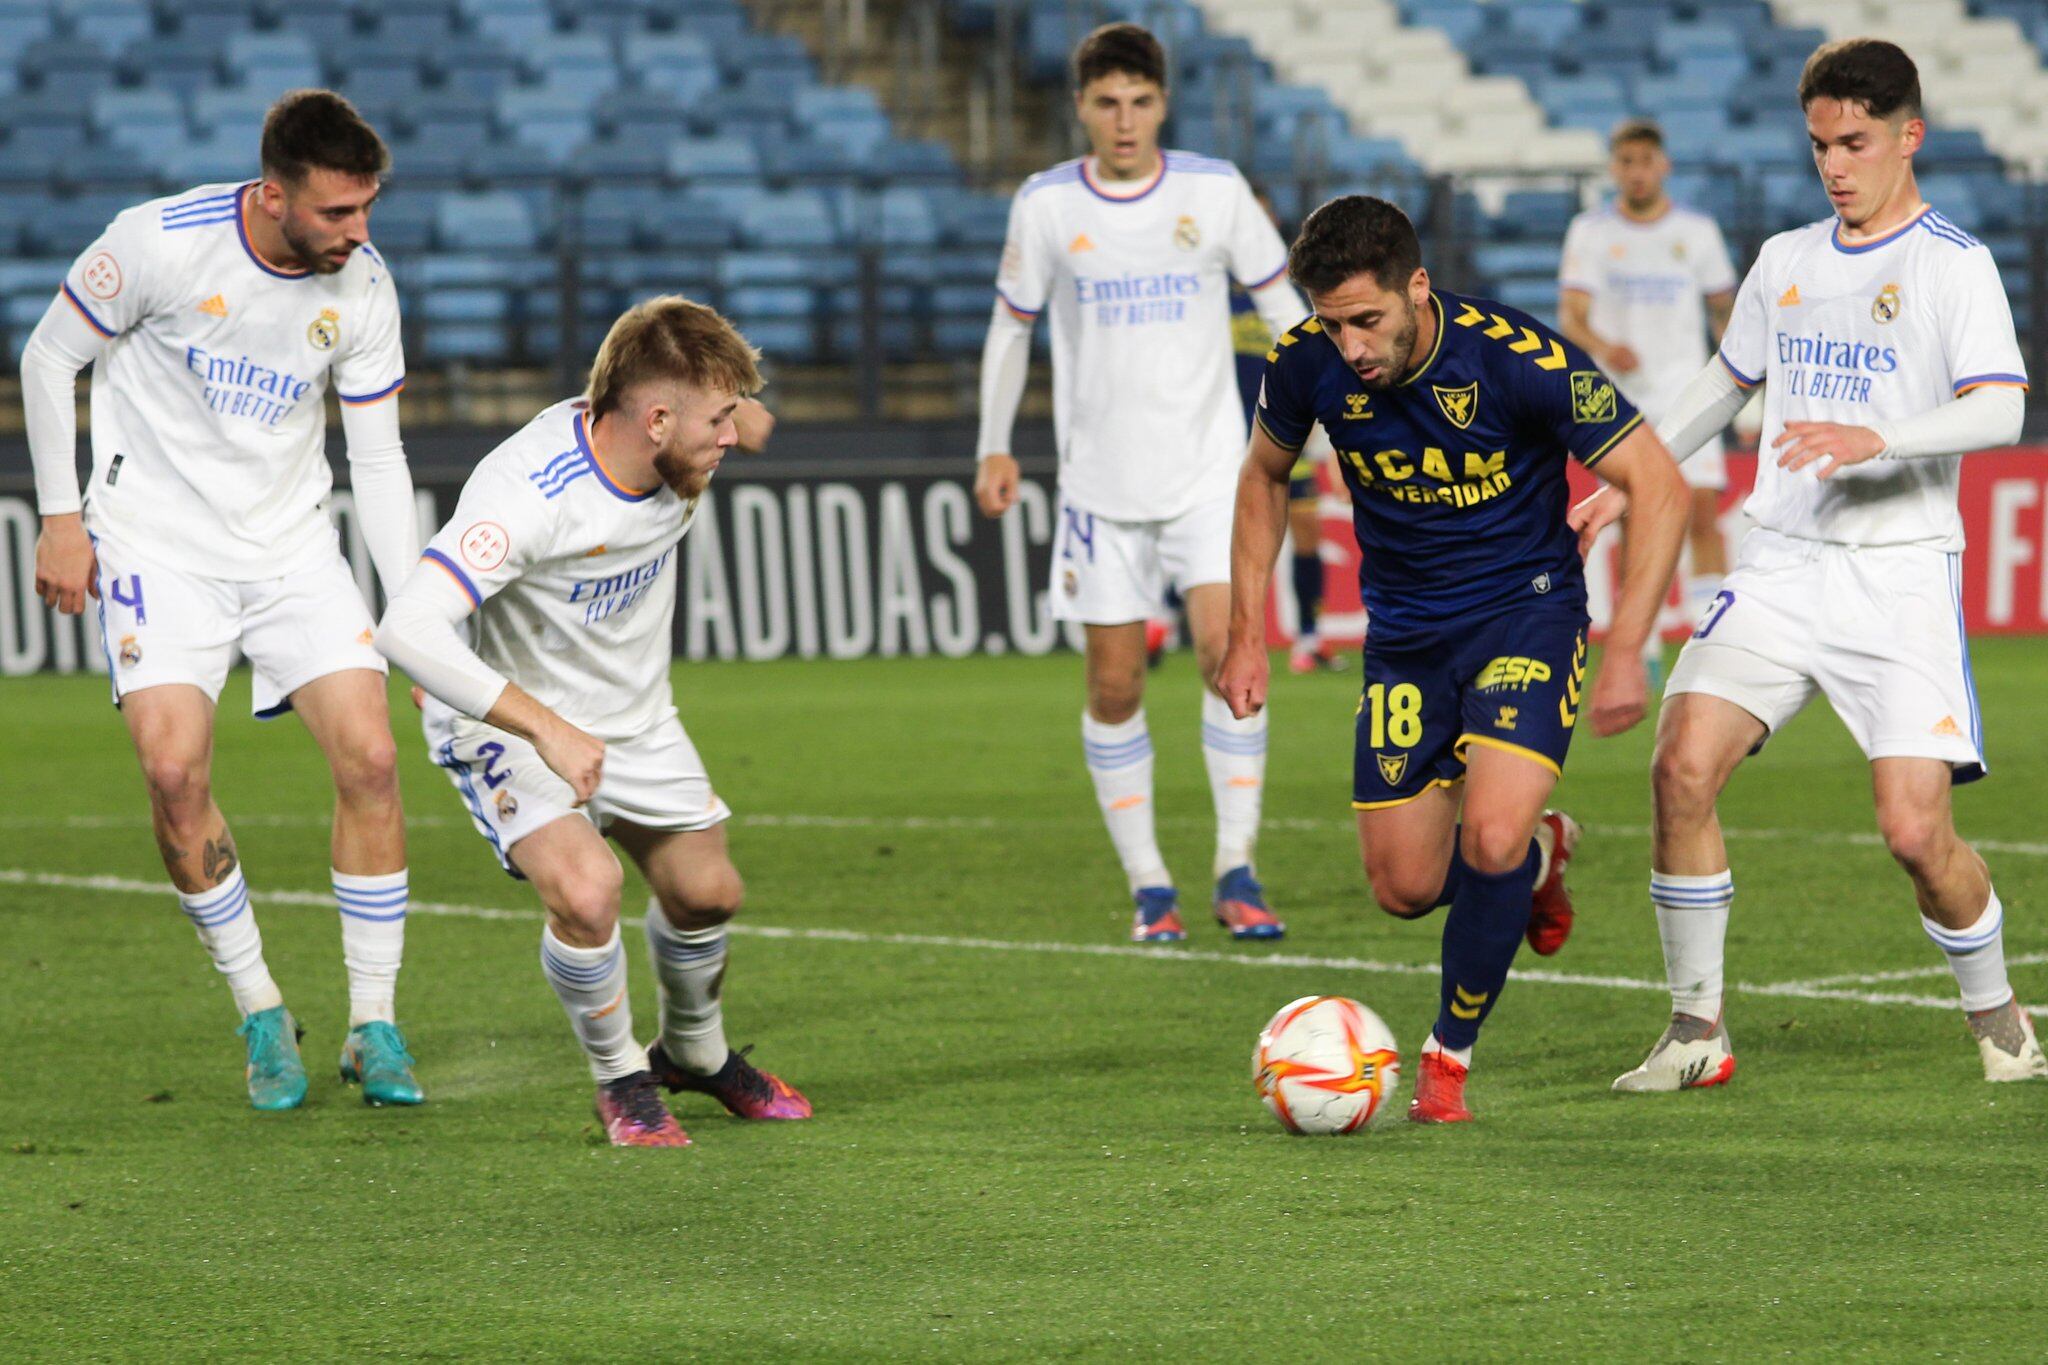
1352, 603, 1590, 810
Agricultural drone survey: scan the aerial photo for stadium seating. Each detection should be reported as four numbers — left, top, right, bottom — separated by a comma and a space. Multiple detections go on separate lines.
0, 0, 1013, 368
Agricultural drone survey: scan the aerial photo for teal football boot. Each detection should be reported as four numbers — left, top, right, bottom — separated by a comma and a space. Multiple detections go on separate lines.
339, 1021, 425, 1106
238, 1006, 308, 1111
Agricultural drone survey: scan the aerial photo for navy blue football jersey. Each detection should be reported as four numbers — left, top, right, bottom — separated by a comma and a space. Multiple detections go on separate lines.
1255, 289, 1641, 641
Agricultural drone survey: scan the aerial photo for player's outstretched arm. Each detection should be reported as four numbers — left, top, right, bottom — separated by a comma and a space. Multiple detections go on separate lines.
1215, 424, 1299, 718
374, 564, 605, 803
23, 292, 113, 615
1583, 425, 1688, 737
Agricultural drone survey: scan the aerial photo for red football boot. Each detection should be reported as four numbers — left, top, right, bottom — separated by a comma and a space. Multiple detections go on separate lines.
1407, 1046, 1475, 1124
1526, 810, 1582, 957
649, 1041, 813, 1120
594, 1071, 693, 1147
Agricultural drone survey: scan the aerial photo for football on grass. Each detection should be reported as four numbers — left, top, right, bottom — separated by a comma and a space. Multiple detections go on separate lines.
1253, 996, 1401, 1134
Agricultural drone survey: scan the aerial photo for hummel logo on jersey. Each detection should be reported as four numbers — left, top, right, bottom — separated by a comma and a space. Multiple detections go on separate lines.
1932, 715, 1963, 738
197, 294, 228, 318
1779, 284, 1801, 307
1067, 233, 1096, 253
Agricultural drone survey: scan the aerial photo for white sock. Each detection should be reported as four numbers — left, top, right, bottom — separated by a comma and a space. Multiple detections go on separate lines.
539, 926, 640, 1083
644, 901, 731, 1074
1687, 573, 1724, 613
1422, 1032, 1472, 1069
1082, 710, 1170, 891
179, 866, 283, 1017
333, 868, 406, 1027
1924, 888, 2013, 1014
1200, 691, 1266, 878
1651, 870, 1733, 1021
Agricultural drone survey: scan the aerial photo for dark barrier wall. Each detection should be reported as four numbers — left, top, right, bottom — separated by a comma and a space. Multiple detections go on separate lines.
0, 430, 1079, 676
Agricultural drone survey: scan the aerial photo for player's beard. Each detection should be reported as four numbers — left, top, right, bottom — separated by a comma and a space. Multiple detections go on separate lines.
1358, 300, 1419, 392
653, 445, 717, 499
280, 218, 350, 275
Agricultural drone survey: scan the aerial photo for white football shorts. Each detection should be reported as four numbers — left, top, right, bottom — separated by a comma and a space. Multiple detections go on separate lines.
90, 528, 384, 718
423, 703, 732, 877
1049, 491, 1233, 625
1666, 528, 1984, 780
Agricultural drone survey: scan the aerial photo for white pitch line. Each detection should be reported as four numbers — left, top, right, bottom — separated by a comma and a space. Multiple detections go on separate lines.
1774, 951, 2048, 991
0, 866, 2026, 1018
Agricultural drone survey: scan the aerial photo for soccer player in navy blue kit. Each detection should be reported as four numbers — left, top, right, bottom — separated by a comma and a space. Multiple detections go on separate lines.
1217, 197, 1689, 1122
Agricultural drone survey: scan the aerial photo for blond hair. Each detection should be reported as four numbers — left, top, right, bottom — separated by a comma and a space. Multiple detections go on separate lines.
587, 296, 763, 418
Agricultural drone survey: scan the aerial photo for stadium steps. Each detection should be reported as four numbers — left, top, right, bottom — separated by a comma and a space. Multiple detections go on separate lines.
1771, 0, 2048, 174
1194, 0, 1606, 174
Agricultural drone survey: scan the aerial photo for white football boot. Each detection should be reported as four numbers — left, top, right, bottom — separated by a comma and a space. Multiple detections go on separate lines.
1611, 1014, 1736, 1093
1968, 999, 2048, 1082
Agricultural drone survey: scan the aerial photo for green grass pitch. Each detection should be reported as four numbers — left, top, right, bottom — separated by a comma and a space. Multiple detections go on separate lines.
6, 642, 2048, 1359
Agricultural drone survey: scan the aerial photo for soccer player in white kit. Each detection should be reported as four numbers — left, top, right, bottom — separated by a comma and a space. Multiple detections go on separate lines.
1559, 119, 1739, 662
25, 93, 425, 1111
375, 298, 811, 1148
1570, 41, 2045, 1091
974, 24, 1310, 943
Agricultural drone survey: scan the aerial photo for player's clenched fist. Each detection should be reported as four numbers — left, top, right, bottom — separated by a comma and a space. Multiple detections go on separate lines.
535, 720, 606, 805
1587, 651, 1648, 737
34, 514, 98, 615
973, 453, 1020, 518
1213, 636, 1270, 720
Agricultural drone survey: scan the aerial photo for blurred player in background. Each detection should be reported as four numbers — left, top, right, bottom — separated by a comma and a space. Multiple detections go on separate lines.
376, 298, 810, 1148
1229, 187, 1346, 675
26, 92, 424, 1111
974, 24, 1309, 944
1559, 119, 1737, 680
1576, 41, 2042, 1092
1219, 196, 1687, 1122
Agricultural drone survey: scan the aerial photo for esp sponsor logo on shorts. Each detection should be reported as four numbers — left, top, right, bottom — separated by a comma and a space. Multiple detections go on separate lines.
460, 522, 510, 572
1475, 655, 1553, 692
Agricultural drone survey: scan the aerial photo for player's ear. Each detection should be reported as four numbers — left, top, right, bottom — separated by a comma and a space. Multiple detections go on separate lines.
1900, 116, 1926, 158
1408, 267, 1431, 309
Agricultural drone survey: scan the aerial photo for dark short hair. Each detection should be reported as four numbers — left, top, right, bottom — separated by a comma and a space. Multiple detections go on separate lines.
1288, 195, 1423, 297
260, 89, 390, 186
1610, 118, 1664, 152
1799, 38, 1921, 121
1073, 22, 1167, 91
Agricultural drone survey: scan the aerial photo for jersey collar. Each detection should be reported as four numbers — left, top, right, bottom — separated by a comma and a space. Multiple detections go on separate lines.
1395, 293, 1447, 388
236, 183, 313, 280
1080, 155, 1166, 204
577, 408, 661, 502
1831, 204, 1930, 254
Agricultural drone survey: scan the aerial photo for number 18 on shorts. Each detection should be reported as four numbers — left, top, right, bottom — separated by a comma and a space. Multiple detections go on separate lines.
1351, 608, 1590, 810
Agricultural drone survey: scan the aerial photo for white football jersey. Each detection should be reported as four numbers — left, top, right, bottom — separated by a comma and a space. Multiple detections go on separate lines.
61, 182, 405, 581
1559, 203, 1737, 420
419, 399, 695, 743
996, 151, 1292, 521
1719, 207, 2027, 548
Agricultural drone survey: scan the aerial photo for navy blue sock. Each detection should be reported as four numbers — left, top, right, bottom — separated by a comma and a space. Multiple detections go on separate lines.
1434, 842, 1539, 1051
1291, 553, 1323, 635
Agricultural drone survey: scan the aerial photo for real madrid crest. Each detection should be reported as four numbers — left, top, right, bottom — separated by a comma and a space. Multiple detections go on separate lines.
1872, 282, 1902, 324
1173, 215, 1200, 250
307, 307, 340, 350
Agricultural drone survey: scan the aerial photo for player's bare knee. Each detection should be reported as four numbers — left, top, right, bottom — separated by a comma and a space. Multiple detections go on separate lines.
1878, 808, 1950, 879
334, 731, 401, 805
661, 861, 744, 929
140, 752, 209, 819
1651, 740, 1722, 819
1460, 819, 1536, 877
1087, 680, 1144, 725
1363, 861, 1440, 919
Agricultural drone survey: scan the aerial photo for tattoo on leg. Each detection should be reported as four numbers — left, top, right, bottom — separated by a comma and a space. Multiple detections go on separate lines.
154, 830, 188, 869
202, 832, 239, 882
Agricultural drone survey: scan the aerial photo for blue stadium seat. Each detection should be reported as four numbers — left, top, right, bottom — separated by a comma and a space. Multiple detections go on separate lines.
191, 85, 276, 141
524, 33, 620, 92
275, 9, 359, 49
866, 139, 961, 187
224, 31, 319, 89
92, 87, 187, 146
362, 3, 462, 50
620, 32, 718, 106
0, 0, 55, 53
645, 193, 735, 250
367, 194, 438, 253
437, 48, 523, 99
713, 30, 811, 84
465, 0, 556, 50
762, 136, 858, 184
1505, 0, 1583, 49
435, 190, 539, 250
666, 135, 761, 185
160, 136, 254, 187
58, 0, 152, 56
573, 136, 668, 180
496, 87, 596, 165
23, 36, 122, 94
848, 187, 939, 248
737, 189, 840, 249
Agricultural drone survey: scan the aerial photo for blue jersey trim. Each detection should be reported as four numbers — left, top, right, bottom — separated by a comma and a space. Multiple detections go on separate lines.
232, 183, 313, 280
1243, 260, 1289, 290
421, 547, 483, 608
1718, 350, 1759, 388
1954, 372, 2028, 394
337, 376, 405, 405
1019, 160, 1084, 199
1080, 157, 1166, 204
576, 409, 660, 503
1830, 207, 1930, 255
996, 285, 1041, 319
60, 281, 115, 337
